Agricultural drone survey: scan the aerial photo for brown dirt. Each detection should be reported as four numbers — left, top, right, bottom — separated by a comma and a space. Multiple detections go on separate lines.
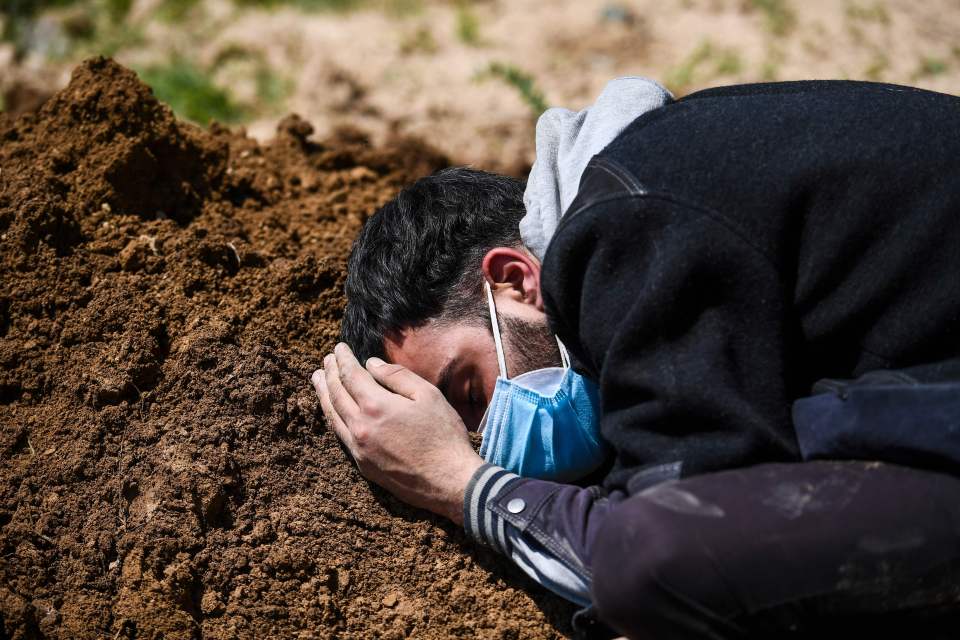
0, 57, 574, 639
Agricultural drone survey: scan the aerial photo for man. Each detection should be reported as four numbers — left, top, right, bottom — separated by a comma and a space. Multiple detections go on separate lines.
312, 80, 960, 638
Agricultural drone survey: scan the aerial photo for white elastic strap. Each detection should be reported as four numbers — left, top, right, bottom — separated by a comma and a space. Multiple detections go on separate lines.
484, 280, 508, 378
556, 338, 570, 369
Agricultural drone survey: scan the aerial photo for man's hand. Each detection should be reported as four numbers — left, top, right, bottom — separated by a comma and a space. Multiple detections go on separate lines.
311, 343, 483, 524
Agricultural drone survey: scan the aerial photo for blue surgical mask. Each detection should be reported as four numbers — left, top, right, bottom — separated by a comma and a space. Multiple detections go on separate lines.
478, 281, 608, 481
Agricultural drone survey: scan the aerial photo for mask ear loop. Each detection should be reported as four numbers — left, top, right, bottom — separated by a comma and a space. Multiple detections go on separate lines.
556, 338, 571, 369
484, 280, 508, 379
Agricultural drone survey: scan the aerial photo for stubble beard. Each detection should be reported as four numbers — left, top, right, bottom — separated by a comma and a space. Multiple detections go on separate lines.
498, 314, 562, 377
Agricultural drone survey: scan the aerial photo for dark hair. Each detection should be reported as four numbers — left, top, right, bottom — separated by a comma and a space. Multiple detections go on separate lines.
340, 167, 526, 363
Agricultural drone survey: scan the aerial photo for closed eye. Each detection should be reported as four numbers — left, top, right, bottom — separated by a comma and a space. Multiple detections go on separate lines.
467, 383, 478, 412
468, 379, 488, 426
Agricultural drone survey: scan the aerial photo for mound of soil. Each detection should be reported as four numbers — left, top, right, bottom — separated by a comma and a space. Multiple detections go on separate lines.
0, 58, 573, 639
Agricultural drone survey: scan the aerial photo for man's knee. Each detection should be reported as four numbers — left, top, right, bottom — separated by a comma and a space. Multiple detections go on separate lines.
590, 485, 738, 639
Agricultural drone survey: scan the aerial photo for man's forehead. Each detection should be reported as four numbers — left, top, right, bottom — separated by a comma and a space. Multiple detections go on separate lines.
383, 321, 488, 386
383, 323, 452, 382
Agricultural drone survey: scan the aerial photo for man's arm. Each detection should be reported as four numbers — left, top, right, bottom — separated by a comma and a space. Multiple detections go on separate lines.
312, 344, 616, 606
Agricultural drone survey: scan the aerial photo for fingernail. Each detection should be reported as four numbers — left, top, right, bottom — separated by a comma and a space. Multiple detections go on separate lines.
366, 357, 385, 368
311, 369, 322, 383
324, 354, 333, 367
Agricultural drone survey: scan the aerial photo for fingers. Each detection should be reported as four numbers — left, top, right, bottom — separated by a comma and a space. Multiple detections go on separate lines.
324, 353, 360, 423
365, 356, 431, 400
311, 368, 354, 451
333, 343, 392, 410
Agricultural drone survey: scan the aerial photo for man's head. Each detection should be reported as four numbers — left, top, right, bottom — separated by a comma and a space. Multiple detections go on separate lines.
341, 167, 561, 429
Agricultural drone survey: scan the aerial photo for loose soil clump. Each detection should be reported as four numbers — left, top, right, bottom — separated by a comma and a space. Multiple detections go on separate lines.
0, 57, 573, 639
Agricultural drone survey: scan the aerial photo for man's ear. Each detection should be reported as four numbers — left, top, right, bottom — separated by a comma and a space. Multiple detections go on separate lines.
481, 247, 544, 311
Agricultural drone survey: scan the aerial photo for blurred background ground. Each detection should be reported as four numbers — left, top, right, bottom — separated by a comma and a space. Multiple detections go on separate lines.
2, 0, 960, 173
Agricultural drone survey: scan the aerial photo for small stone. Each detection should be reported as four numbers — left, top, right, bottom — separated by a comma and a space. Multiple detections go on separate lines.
336, 568, 351, 592
138, 234, 159, 255
119, 239, 149, 272
348, 166, 377, 182
101, 202, 111, 213
381, 592, 399, 608
200, 591, 224, 614
39, 606, 59, 630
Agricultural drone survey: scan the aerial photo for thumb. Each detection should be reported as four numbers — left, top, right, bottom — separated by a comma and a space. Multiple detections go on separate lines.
366, 357, 429, 400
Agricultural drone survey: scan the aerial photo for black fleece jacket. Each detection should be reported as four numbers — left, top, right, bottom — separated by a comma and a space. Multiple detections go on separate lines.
540, 81, 960, 490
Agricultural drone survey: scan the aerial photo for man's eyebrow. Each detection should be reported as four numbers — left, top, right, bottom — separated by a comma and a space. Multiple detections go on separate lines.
435, 358, 457, 398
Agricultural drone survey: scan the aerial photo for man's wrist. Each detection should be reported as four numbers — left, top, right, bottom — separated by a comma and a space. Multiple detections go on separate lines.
442, 453, 484, 525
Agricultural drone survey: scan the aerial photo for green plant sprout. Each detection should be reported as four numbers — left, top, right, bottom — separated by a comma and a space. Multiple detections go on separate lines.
231, 0, 365, 11
383, 0, 424, 18
749, 0, 796, 36
845, 1, 890, 25
665, 41, 713, 94
157, 0, 201, 22
456, 1, 481, 46
400, 25, 438, 55
105, 0, 134, 22
863, 52, 889, 81
254, 65, 292, 108
715, 49, 743, 76
913, 56, 948, 79
211, 43, 293, 112
477, 62, 548, 118
139, 56, 247, 125
760, 60, 779, 81
665, 41, 743, 95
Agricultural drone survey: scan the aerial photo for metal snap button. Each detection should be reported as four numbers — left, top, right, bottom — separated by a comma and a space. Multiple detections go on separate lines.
506, 498, 526, 514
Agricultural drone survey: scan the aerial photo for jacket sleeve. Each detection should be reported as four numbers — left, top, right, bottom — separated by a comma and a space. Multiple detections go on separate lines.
462, 464, 620, 606
541, 157, 801, 485
462, 461, 685, 609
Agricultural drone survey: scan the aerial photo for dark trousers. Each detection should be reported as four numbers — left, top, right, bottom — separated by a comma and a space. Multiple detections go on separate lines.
590, 460, 960, 639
